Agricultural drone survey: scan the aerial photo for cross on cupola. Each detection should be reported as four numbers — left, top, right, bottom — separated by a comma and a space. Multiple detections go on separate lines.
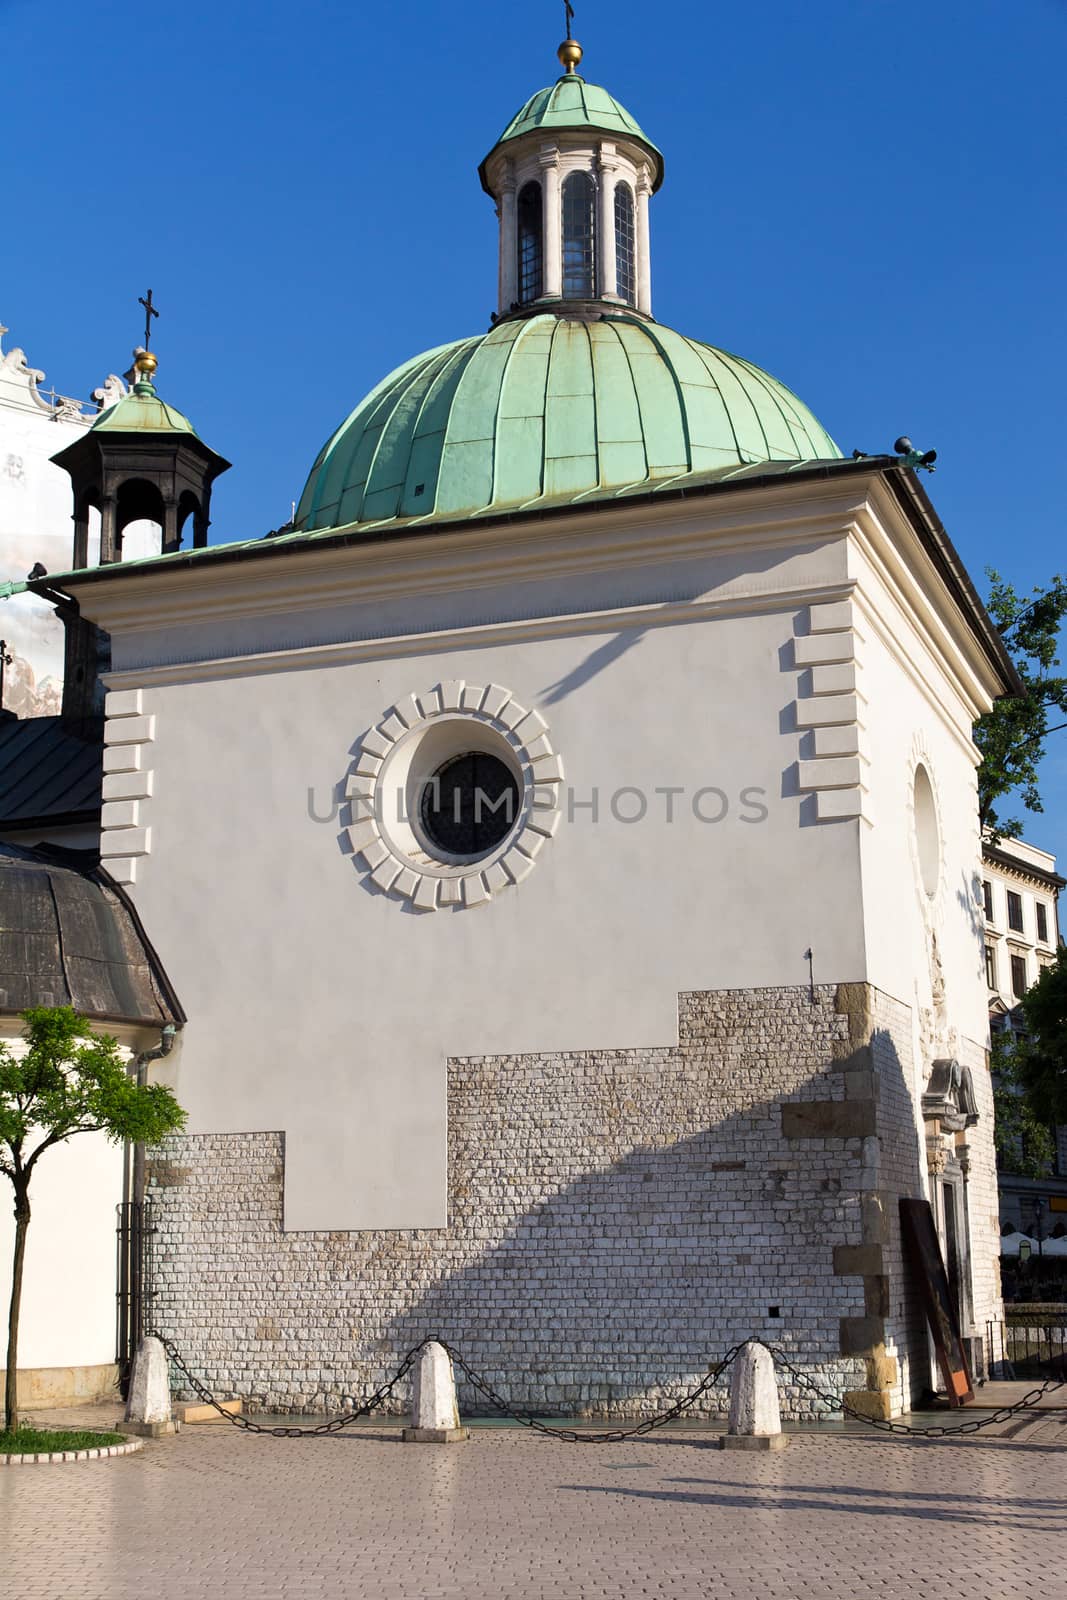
51, 305, 230, 569
478, 29, 663, 322
138, 288, 159, 349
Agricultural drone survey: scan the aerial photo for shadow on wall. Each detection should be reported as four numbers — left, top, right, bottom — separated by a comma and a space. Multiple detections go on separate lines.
365, 1007, 928, 1418
150, 993, 932, 1420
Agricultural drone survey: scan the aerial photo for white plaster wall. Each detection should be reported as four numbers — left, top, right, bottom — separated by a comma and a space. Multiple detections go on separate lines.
852, 549, 990, 1060
123, 586, 868, 1231
0, 387, 87, 715
0, 1123, 122, 1368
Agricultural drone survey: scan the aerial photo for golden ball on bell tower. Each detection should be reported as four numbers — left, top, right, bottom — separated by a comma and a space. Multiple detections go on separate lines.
557, 37, 583, 73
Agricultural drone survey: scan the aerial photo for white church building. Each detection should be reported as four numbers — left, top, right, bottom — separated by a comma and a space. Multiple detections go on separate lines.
2, 37, 1016, 1420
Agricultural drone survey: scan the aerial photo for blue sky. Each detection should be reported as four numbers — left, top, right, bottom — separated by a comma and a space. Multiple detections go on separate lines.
5, 0, 1065, 865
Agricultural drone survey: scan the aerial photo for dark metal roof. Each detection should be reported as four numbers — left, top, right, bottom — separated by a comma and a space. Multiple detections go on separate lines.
0, 842, 184, 1027
0, 715, 103, 829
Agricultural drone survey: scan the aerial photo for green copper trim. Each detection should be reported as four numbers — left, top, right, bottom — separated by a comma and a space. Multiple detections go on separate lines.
295, 313, 841, 534
91, 388, 200, 438
479, 75, 664, 193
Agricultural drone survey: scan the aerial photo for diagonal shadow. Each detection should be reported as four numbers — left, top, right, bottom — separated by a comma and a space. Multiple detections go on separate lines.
557, 1482, 1067, 1531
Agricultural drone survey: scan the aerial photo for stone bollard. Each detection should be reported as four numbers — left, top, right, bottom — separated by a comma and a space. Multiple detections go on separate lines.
122, 1336, 177, 1437
402, 1341, 470, 1443
718, 1341, 788, 1451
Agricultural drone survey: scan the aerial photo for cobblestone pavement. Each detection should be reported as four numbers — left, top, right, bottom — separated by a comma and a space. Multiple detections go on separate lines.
3, 1418, 1066, 1600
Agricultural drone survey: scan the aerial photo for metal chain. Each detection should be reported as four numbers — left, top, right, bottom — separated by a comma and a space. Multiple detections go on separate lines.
440, 1340, 747, 1443
150, 1332, 428, 1436
759, 1340, 1067, 1437
150, 1331, 1066, 1443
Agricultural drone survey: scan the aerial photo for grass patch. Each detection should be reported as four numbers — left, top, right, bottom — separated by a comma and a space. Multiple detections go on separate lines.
0, 1426, 126, 1454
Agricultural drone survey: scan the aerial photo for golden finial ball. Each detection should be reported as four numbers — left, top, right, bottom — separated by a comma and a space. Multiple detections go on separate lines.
134, 348, 158, 376
557, 37, 583, 73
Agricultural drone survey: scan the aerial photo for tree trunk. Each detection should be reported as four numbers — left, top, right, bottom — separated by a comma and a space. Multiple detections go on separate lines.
4, 1183, 30, 1434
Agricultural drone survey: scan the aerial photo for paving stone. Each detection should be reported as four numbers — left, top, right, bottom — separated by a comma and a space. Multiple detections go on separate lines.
3, 1405, 1064, 1598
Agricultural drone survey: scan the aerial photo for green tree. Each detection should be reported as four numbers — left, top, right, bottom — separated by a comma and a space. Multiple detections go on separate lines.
0, 1007, 185, 1434
990, 1026, 1055, 1179
1016, 947, 1067, 1129
975, 571, 1067, 840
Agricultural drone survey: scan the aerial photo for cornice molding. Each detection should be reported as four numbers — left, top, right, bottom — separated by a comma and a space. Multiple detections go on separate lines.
102, 578, 857, 691
65, 480, 867, 635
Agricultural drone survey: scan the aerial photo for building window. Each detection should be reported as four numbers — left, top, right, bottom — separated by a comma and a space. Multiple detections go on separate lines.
562, 171, 596, 298
985, 945, 997, 990
420, 750, 520, 859
1011, 953, 1028, 999
1036, 901, 1049, 943
614, 182, 636, 305
982, 879, 994, 920
913, 764, 940, 897
1007, 890, 1024, 934
517, 181, 543, 306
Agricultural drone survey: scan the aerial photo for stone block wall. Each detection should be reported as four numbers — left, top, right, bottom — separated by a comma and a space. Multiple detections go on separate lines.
148, 981, 977, 1420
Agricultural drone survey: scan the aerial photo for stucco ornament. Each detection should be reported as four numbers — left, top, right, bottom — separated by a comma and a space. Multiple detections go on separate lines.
344, 681, 563, 911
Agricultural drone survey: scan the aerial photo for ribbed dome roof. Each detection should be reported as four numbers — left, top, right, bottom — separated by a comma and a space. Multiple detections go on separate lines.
479, 74, 663, 192
91, 385, 199, 438
295, 314, 841, 534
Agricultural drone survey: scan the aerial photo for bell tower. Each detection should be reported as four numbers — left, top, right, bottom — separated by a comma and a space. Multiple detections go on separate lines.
51, 347, 230, 568
478, 35, 663, 322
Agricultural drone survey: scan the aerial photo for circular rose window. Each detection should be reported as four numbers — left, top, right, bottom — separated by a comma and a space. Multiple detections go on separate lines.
344, 680, 563, 911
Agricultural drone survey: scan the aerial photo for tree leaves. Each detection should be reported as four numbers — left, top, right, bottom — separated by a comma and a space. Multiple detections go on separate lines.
1015, 947, 1067, 1129
0, 1006, 186, 1186
976, 570, 1067, 840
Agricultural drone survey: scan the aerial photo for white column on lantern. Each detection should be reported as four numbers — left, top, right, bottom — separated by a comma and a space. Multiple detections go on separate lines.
499, 168, 518, 314
636, 165, 653, 316
598, 146, 619, 300
540, 150, 562, 299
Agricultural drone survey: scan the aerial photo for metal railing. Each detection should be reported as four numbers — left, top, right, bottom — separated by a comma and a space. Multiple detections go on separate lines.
986, 1314, 1067, 1379
116, 1200, 157, 1392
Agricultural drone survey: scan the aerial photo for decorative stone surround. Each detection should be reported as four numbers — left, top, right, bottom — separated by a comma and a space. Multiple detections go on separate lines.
0, 1438, 143, 1466
100, 689, 155, 886
345, 681, 563, 911
792, 599, 870, 823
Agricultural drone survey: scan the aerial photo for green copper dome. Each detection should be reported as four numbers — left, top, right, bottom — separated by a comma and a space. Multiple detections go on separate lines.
479, 73, 663, 193
91, 383, 199, 437
294, 314, 841, 534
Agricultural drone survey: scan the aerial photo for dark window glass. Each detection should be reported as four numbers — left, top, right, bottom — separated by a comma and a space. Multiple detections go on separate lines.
562, 171, 596, 298
420, 751, 519, 858
1007, 890, 1024, 933
614, 182, 635, 304
517, 181, 543, 306
1037, 901, 1049, 943
982, 879, 994, 919
1011, 953, 1027, 999
985, 945, 997, 989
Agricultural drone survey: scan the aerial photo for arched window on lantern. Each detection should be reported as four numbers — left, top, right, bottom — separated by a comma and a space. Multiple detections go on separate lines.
614, 182, 636, 305
562, 171, 596, 298
517, 181, 543, 306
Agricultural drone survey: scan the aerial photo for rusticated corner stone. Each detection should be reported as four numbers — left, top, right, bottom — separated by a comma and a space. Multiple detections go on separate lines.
834, 982, 874, 1048
865, 1352, 899, 1390
864, 1275, 891, 1317
782, 1101, 877, 1139
843, 1387, 893, 1421
832, 1244, 884, 1277
839, 1316, 886, 1358
860, 1193, 888, 1244
843, 1068, 879, 1102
